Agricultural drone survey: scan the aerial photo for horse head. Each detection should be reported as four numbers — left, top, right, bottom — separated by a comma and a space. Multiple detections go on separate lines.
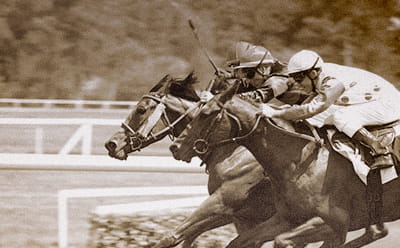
105, 72, 201, 160
170, 82, 261, 162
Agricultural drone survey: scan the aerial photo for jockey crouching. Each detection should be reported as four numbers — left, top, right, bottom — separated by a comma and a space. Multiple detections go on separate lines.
261, 49, 400, 169
260, 49, 400, 235
203, 41, 308, 105
230, 41, 289, 103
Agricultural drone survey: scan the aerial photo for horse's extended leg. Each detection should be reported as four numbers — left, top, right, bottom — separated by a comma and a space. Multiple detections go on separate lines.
153, 190, 235, 248
179, 215, 233, 248
273, 217, 340, 248
342, 227, 388, 248
226, 213, 294, 248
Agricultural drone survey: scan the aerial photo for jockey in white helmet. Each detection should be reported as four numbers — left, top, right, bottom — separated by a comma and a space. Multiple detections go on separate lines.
262, 49, 400, 170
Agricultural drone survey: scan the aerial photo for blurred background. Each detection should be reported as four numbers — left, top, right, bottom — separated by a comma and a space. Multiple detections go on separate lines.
0, 0, 399, 101
1, 1, 400, 248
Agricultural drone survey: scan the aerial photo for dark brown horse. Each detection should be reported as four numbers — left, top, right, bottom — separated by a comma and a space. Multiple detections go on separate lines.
105, 72, 276, 247
169, 83, 400, 247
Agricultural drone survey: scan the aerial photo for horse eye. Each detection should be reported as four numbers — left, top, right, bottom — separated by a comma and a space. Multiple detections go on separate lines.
136, 105, 146, 114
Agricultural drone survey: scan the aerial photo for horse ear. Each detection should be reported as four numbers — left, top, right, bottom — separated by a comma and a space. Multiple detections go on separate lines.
218, 80, 240, 104
183, 71, 196, 85
150, 74, 171, 92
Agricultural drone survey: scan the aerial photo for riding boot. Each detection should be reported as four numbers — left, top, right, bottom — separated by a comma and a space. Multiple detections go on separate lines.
352, 128, 393, 169
354, 128, 389, 239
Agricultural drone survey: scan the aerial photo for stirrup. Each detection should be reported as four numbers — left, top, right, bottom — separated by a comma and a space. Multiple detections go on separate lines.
366, 224, 388, 240
370, 154, 394, 170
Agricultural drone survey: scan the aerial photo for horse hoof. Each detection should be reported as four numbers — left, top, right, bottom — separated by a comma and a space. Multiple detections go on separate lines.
366, 224, 388, 240
153, 235, 178, 248
274, 235, 295, 248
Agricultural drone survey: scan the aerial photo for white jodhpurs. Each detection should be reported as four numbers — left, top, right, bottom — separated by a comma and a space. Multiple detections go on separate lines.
332, 99, 400, 137
305, 99, 400, 138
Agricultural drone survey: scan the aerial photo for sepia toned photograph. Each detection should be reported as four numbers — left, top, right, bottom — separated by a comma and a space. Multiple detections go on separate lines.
1, 0, 400, 247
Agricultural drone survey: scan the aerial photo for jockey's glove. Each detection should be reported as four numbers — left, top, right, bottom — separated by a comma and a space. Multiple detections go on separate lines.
259, 104, 280, 118
200, 91, 214, 103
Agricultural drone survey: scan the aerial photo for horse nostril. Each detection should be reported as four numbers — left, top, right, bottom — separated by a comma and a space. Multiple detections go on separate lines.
169, 144, 179, 154
105, 141, 117, 152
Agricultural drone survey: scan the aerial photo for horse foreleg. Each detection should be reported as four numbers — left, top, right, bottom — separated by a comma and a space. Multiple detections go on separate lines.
154, 190, 234, 248
226, 213, 294, 248
342, 226, 388, 248
154, 215, 231, 248
273, 217, 340, 248
180, 215, 233, 248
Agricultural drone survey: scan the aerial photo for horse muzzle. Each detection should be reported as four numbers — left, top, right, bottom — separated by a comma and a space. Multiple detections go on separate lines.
105, 139, 128, 160
105, 140, 118, 153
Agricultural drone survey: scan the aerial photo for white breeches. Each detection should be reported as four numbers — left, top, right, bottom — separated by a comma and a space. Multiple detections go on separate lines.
306, 99, 400, 137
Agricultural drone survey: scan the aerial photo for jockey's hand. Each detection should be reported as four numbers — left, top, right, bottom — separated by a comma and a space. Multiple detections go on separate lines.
215, 68, 233, 79
200, 91, 214, 103
259, 104, 278, 118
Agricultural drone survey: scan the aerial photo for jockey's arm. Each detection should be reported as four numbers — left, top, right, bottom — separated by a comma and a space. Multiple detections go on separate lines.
238, 77, 290, 103
270, 78, 345, 120
238, 85, 275, 103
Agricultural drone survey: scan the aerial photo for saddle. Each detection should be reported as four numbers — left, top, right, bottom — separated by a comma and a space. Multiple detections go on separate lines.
327, 120, 400, 184
269, 118, 400, 184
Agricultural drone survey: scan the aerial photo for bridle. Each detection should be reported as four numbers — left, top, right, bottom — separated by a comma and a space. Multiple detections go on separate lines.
192, 98, 262, 155
121, 94, 201, 151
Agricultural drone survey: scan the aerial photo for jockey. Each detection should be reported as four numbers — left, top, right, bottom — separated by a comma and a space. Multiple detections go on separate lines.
261, 49, 400, 169
204, 41, 307, 105
231, 41, 298, 103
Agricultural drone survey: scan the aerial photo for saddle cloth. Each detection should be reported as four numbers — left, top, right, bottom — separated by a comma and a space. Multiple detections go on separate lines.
327, 124, 400, 185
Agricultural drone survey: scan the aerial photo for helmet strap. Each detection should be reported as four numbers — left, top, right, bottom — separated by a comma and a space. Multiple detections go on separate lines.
310, 57, 320, 71
306, 57, 321, 91
254, 51, 272, 78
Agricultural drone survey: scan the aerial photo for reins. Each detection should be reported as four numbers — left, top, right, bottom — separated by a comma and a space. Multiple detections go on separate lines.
264, 118, 322, 144
209, 113, 261, 148
192, 101, 262, 155
192, 98, 322, 156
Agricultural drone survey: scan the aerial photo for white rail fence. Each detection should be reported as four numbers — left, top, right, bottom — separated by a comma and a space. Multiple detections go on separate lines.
0, 98, 138, 109
58, 186, 208, 248
0, 116, 203, 172
0, 105, 207, 248
0, 117, 120, 155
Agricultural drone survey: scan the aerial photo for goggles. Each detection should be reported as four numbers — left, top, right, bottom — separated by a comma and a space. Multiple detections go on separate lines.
289, 71, 308, 83
234, 66, 269, 79
288, 57, 320, 83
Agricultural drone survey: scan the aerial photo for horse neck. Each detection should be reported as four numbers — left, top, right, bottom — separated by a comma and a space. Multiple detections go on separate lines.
201, 142, 240, 167
227, 97, 310, 182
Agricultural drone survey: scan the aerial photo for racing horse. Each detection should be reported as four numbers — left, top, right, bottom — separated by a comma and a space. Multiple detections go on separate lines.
105, 72, 276, 247
169, 82, 400, 248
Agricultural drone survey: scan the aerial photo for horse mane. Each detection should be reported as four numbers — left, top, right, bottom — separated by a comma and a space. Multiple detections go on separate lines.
166, 71, 200, 102
149, 71, 200, 102
149, 74, 172, 93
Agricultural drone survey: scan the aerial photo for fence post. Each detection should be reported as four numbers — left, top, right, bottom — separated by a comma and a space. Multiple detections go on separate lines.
58, 191, 68, 248
81, 124, 92, 155
35, 127, 44, 154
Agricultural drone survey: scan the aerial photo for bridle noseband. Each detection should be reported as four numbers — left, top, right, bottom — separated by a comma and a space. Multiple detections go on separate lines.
122, 94, 201, 152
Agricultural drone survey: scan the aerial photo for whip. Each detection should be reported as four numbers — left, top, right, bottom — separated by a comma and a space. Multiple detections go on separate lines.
188, 19, 219, 73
